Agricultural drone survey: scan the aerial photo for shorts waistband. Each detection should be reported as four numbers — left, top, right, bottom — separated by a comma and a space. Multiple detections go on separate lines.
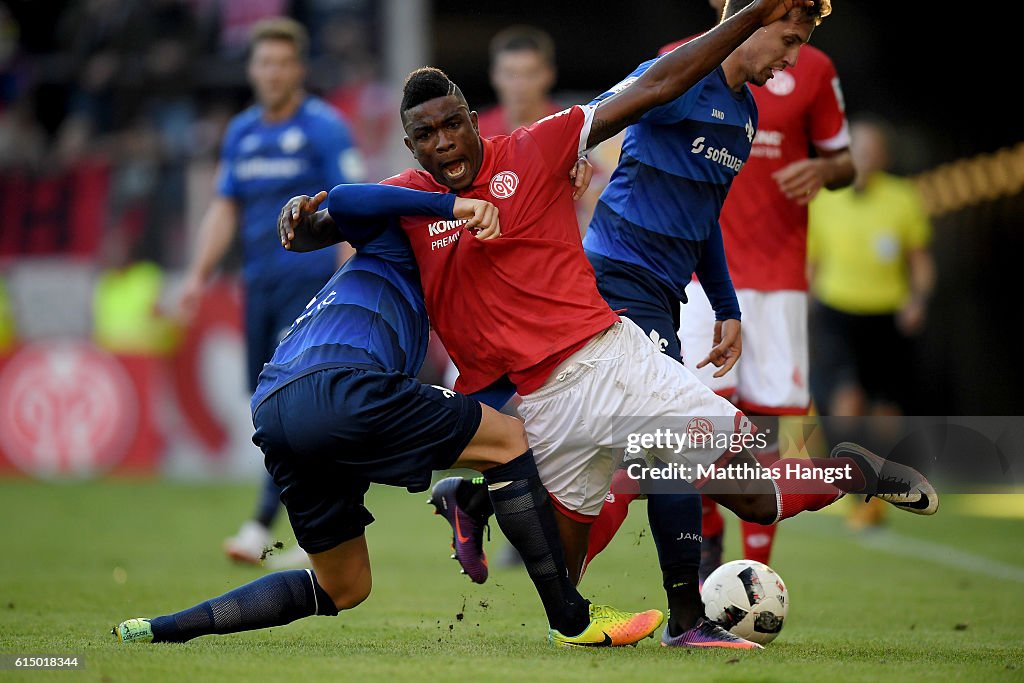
520, 322, 623, 402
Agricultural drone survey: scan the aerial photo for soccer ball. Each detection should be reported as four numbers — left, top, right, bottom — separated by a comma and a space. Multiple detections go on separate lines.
702, 559, 788, 645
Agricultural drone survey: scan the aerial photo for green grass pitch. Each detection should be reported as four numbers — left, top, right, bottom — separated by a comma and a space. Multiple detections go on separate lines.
2, 480, 1022, 682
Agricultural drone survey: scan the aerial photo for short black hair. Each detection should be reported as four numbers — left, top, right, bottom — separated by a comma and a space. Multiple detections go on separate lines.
400, 67, 468, 119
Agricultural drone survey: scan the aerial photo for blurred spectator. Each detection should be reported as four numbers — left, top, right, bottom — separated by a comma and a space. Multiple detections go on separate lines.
807, 116, 936, 417
476, 25, 559, 138
478, 24, 605, 232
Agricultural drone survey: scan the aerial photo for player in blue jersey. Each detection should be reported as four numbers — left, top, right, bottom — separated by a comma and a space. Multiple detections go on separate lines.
176, 18, 365, 568
580, 0, 829, 647
113, 183, 665, 648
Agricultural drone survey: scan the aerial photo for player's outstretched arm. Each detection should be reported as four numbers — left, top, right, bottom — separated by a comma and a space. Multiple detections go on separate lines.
279, 184, 499, 251
585, 0, 813, 149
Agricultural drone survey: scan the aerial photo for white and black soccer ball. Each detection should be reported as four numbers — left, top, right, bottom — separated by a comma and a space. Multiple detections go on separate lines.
702, 559, 788, 645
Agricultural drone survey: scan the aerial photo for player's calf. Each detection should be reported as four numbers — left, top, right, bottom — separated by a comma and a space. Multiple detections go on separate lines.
112, 568, 341, 644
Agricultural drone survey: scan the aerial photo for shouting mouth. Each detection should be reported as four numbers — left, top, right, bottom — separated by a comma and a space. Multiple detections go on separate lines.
441, 159, 468, 182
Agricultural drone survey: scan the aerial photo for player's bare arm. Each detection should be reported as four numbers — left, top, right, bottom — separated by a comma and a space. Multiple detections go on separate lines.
772, 148, 854, 204
585, 0, 815, 149
178, 195, 240, 320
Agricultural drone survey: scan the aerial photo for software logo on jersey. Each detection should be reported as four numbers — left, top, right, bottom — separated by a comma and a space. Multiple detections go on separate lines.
489, 171, 519, 199
691, 137, 744, 173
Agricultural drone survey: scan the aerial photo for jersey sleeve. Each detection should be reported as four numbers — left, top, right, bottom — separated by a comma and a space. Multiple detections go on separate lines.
379, 169, 431, 191
328, 183, 456, 247
523, 105, 597, 176
695, 224, 741, 321
807, 54, 851, 153
589, 57, 701, 127
318, 116, 366, 186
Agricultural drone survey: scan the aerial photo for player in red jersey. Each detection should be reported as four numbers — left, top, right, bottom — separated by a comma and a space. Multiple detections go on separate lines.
476, 25, 561, 139
586, 0, 855, 584
281, 0, 935, 591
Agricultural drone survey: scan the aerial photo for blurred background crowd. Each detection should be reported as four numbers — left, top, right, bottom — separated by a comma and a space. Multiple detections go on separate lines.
0, 0, 1020, 483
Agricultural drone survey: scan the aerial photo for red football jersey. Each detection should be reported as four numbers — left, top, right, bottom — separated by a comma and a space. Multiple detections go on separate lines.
722, 45, 849, 291
381, 105, 618, 395
475, 101, 561, 138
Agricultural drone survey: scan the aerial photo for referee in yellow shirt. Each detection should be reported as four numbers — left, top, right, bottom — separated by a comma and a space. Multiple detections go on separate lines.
807, 117, 935, 418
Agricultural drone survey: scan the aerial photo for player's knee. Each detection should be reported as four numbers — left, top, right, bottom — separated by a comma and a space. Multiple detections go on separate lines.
328, 576, 371, 612
502, 416, 529, 455
719, 493, 777, 526
483, 414, 528, 463
317, 571, 371, 613
742, 495, 778, 526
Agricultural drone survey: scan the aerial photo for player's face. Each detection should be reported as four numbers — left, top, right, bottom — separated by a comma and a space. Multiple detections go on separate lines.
850, 122, 889, 177
248, 39, 305, 112
745, 14, 815, 87
490, 50, 555, 111
403, 96, 483, 192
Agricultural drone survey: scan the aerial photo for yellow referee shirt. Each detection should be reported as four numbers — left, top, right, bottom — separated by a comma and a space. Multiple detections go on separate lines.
807, 172, 931, 314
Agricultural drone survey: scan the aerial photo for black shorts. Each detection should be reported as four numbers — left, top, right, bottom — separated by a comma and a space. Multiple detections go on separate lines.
251, 367, 483, 553
809, 301, 909, 409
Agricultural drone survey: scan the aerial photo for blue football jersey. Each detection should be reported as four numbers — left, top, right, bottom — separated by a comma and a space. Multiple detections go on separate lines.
584, 60, 756, 308
250, 224, 427, 412
218, 96, 364, 285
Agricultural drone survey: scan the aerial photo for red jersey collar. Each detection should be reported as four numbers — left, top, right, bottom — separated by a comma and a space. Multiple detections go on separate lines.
467, 136, 497, 193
